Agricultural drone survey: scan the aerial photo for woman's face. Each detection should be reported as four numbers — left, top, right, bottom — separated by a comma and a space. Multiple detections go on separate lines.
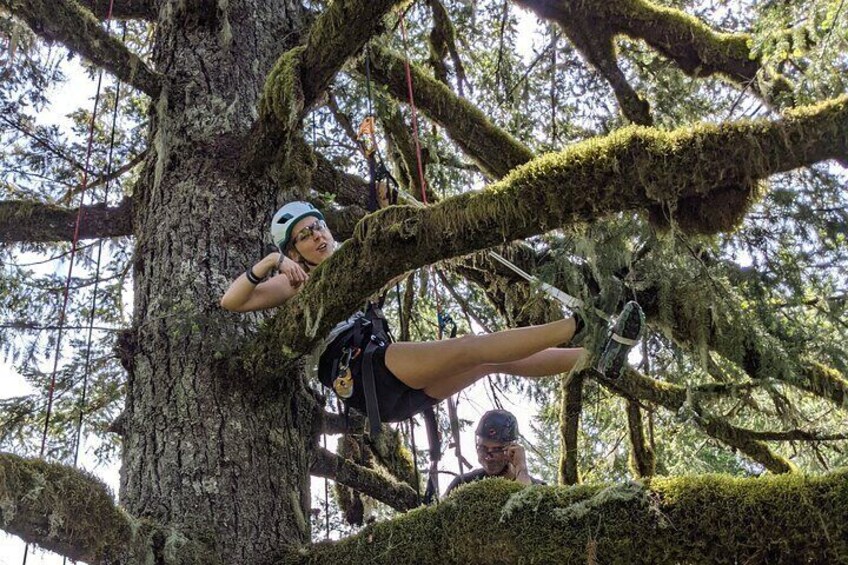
289, 216, 335, 265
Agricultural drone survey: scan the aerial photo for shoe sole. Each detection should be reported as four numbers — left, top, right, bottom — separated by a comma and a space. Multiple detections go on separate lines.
597, 301, 644, 378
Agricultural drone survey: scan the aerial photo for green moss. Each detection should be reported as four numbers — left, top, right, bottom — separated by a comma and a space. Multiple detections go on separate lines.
801, 359, 848, 407
0, 453, 131, 562
260, 45, 307, 131
368, 428, 418, 489
259, 95, 848, 368
0, 454, 217, 564
285, 471, 848, 564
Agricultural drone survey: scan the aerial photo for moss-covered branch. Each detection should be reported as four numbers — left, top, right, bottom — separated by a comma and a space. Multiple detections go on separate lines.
0, 198, 133, 242
380, 101, 436, 201
626, 399, 655, 478
368, 45, 534, 179
247, 0, 403, 168
310, 447, 420, 513
425, 0, 466, 93
599, 368, 794, 473
251, 95, 848, 363
559, 372, 584, 485
797, 360, 848, 407
77, 0, 154, 20
284, 471, 848, 564
366, 428, 419, 490
0, 453, 215, 564
2, 0, 162, 97
514, 0, 789, 106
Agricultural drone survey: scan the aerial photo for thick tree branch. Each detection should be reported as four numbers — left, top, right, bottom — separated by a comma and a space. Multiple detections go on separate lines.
246, 0, 403, 168
310, 447, 420, 512
249, 95, 848, 364
3, 0, 161, 97
320, 410, 365, 435
284, 472, 848, 563
515, 0, 790, 106
0, 453, 215, 564
517, 2, 655, 125
425, 0, 467, 95
380, 101, 436, 201
368, 45, 534, 178
0, 198, 133, 242
76, 0, 154, 20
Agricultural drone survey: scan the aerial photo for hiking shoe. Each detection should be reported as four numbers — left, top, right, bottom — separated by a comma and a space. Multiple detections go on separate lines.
597, 301, 645, 379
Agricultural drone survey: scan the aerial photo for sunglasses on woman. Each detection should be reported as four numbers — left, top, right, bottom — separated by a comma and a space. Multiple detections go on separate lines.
293, 219, 327, 244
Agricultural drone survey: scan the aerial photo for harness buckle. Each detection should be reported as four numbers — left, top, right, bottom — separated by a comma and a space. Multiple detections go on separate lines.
333, 368, 354, 399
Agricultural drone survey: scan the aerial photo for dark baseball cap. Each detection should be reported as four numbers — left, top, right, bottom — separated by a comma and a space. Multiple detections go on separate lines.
475, 410, 518, 443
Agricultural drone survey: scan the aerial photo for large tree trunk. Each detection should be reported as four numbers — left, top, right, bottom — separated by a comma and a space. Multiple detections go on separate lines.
120, 2, 316, 561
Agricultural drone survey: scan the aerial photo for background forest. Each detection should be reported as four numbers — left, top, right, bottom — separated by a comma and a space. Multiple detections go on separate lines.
1, 0, 847, 563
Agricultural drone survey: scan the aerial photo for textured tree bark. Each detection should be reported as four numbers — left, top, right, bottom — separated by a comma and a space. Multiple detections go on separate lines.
119, 1, 320, 562
625, 399, 655, 478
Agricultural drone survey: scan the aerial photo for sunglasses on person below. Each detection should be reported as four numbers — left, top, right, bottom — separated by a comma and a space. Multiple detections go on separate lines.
476, 443, 512, 458
293, 219, 327, 244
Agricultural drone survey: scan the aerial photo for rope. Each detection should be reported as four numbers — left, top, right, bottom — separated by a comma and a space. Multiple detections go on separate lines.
69, 23, 127, 472
395, 188, 594, 317
383, 31, 590, 315
39, 59, 105, 461
26, 8, 115, 565
397, 12, 429, 204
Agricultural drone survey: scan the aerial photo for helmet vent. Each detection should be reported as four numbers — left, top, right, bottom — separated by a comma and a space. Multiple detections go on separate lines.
278, 214, 293, 223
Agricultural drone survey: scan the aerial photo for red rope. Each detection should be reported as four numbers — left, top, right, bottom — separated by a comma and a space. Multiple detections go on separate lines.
398, 13, 429, 205
38, 0, 115, 460
25, 3, 114, 563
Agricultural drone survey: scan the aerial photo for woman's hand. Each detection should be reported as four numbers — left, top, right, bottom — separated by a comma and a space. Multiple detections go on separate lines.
276, 254, 308, 287
221, 251, 304, 312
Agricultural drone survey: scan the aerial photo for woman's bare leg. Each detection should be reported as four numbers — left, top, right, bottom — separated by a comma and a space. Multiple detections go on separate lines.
419, 347, 583, 399
384, 317, 578, 390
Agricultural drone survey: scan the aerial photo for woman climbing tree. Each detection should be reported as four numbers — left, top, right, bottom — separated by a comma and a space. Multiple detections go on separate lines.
221, 201, 645, 424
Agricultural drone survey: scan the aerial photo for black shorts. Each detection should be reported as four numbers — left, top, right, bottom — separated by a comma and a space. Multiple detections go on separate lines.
318, 338, 440, 423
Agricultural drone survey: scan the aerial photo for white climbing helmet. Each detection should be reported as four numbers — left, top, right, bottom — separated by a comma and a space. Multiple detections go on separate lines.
271, 201, 325, 249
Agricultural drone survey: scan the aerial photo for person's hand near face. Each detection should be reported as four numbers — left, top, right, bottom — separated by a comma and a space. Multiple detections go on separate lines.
506, 444, 531, 485
276, 253, 308, 287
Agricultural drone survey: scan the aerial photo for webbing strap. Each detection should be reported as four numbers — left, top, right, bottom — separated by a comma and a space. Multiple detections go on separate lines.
361, 339, 383, 439
611, 333, 639, 346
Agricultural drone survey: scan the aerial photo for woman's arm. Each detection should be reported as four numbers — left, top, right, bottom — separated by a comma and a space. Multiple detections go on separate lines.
220, 252, 307, 312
